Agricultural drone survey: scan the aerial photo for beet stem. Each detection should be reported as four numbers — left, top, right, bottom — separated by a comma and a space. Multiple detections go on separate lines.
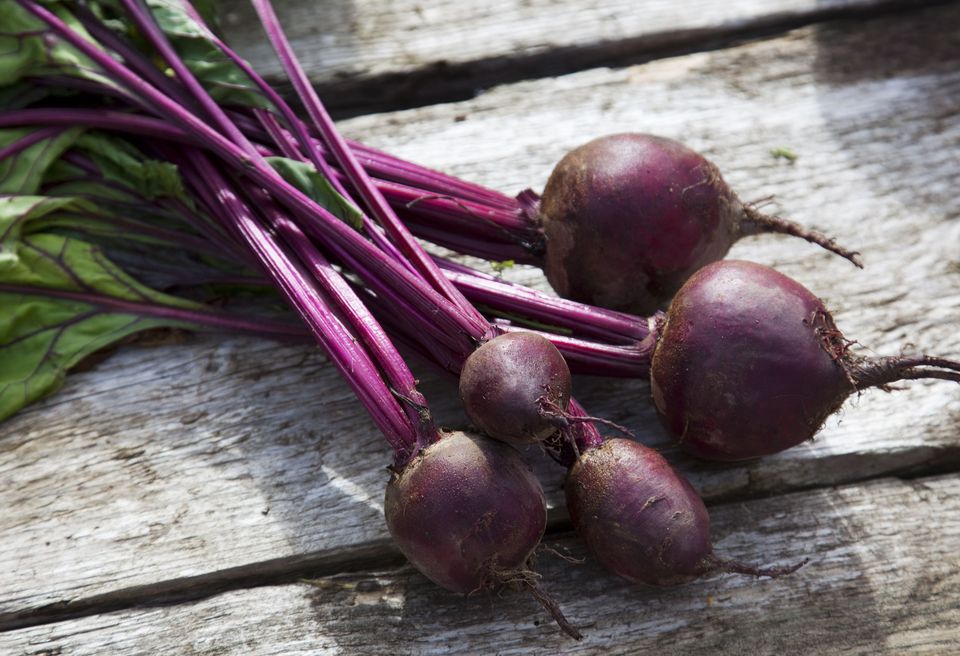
740, 204, 864, 268
852, 355, 960, 391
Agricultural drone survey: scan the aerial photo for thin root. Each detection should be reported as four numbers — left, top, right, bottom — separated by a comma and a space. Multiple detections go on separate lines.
741, 204, 863, 268
487, 564, 583, 640
538, 544, 587, 565
852, 354, 960, 391
709, 554, 809, 579
538, 397, 636, 439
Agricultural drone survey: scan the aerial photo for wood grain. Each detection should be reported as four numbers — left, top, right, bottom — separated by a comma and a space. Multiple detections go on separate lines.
2, 1, 959, 646
221, 0, 937, 113
3, 475, 958, 654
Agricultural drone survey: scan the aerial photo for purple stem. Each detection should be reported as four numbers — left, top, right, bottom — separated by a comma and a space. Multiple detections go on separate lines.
0, 109, 191, 142
72, 3, 201, 113
0, 126, 66, 162
53, 209, 232, 260
245, 185, 436, 448
14, 0, 487, 345
2, 109, 535, 261
492, 323, 653, 377
115, 0, 433, 455
166, 4, 415, 276
0, 282, 306, 338
189, 153, 418, 463
250, 0, 487, 324
232, 110, 520, 213
438, 259, 656, 344
251, 108, 412, 274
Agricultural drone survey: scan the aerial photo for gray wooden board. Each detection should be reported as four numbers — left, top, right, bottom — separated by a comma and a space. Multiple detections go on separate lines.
221, 0, 938, 113
3, 475, 959, 654
2, 0, 960, 645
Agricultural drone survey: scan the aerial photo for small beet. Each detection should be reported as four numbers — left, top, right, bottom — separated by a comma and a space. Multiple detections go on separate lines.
538, 133, 861, 314
459, 332, 572, 445
566, 438, 803, 585
384, 430, 546, 593
650, 260, 960, 460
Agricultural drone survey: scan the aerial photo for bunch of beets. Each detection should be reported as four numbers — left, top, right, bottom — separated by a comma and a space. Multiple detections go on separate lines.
2, 0, 959, 640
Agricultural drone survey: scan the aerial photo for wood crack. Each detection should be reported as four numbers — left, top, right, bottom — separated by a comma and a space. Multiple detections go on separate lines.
274, 0, 959, 119
0, 540, 402, 633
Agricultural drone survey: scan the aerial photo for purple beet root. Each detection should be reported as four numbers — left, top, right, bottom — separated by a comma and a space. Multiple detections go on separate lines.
460, 332, 572, 445
538, 133, 861, 315
566, 438, 804, 585
384, 430, 582, 639
385, 430, 546, 592
650, 260, 960, 460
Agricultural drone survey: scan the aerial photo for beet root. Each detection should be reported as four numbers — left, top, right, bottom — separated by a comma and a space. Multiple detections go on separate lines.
459, 332, 572, 445
384, 430, 582, 638
565, 438, 804, 585
538, 133, 860, 315
650, 260, 960, 460
385, 430, 546, 592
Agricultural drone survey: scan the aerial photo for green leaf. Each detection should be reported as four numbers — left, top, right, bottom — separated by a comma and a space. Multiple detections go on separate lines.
0, 1, 48, 86
770, 146, 799, 163
0, 2, 119, 89
90, 0, 269, 108
74, 133, 191, 203
0, 230, 208, 422
146, 0, 269, 107
0, 127, 83, 194
267, 156, 364, 230
0, 194, 96, 243
0, 292, 173, 421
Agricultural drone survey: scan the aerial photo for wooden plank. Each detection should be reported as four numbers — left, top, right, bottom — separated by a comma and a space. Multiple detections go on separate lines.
3, 475, 958, 654
221, 0, 935, 113
3, 2, 960, 628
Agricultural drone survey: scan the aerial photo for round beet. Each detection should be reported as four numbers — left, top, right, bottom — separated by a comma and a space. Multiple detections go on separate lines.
538, 133, 860, 314
651, 260, 960, 460
566, 438, 802, 585
384, 430, 546, 593
459, 332, 572, 445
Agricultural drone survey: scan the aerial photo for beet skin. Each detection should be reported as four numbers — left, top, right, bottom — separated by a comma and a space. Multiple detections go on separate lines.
538, 134, 861, 315
459, 332, 572, 445
565, 438, 714, 586
650, 260, 852, 460
539, 134, 742, 315
384, 430, 546, 593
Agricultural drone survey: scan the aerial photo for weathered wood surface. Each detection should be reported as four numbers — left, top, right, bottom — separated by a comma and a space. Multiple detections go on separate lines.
4, 476, 959, 654
222, 0, 940, 114
2, 1, 960, 652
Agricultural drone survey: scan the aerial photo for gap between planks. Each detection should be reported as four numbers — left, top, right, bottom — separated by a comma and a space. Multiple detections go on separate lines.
225, 0, 957, 118
1, 0, 957, 644
2, 475, 958, 654
1, 467, 956, 635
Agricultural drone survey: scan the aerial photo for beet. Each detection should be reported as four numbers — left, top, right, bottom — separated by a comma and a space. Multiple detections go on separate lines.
459, 332, 572, 445
538, 133, 861, 315
384, 430, 547, 592
650, 260, 960, 460
566, 438, 803, 585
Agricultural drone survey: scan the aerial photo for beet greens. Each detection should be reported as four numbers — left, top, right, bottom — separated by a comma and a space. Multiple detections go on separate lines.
3, 0, 581, 637
5, 0, 959, 637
